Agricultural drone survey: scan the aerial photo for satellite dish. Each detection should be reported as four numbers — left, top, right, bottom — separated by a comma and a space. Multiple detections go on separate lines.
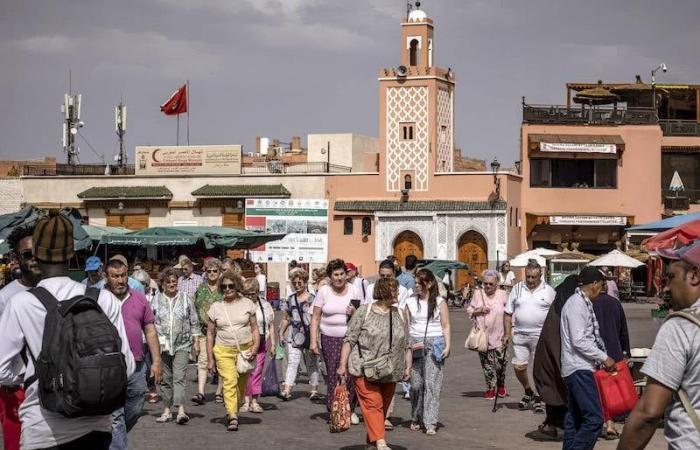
396, 65, 408, 77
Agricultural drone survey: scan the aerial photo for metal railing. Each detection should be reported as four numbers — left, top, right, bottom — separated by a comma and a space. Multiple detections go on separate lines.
663, 189, 700, 204
241, 162, 352, 174
522, 103, 658, 125
23, 163, 135, 176
659, 120, 700, 136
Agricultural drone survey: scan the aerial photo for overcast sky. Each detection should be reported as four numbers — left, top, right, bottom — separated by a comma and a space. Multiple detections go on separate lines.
1, 0, 698, 165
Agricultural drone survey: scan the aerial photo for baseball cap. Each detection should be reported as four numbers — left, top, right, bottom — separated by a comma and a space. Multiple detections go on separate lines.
345, 262, 357, 272
658, 241, 700, 268
579, 266, 606, 285
85, 256, 102, 272
108, 254, 129, 267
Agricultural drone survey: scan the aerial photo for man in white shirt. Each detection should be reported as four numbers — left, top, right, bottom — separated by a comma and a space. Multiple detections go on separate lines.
363, 259, 412, 309
0, 210, 134, 450
503, 260, 555, 414
0, 225, 42, 450
619, 241, 700, 450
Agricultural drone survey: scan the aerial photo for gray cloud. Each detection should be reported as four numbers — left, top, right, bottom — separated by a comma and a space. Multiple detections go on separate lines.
1, 0, 697, 165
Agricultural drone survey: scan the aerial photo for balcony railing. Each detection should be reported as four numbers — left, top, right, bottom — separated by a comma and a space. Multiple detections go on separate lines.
241, 162, 352, 174
522, 103, 658, 125
23, 163, 135, 176
659, 120, 700, 136
663, 189, 700, 204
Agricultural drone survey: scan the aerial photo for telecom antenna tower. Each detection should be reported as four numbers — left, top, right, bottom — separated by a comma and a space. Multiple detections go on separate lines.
115, 102, 127, 167
61, 92, 83, 165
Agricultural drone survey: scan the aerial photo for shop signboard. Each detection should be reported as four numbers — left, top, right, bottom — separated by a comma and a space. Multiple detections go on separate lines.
135, 145, 241, 175
246, 198, 328, 263
549, 216, 627, 226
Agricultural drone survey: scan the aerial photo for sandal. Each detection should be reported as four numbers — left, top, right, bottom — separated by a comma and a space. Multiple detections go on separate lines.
603, 429, 620, 440
176, 412, 189, 425
384, 419, 394, 430
280, 391, 291, 401
147, 392, 159, 404
156, 412, 172, 423
250, 402, 263, 413
410, 422, 421, 431
215, 394, 224, 404
191, 393, 205, 405
425, 426, 436, 436
227, 416, 239, 432
309, 391, 320, 400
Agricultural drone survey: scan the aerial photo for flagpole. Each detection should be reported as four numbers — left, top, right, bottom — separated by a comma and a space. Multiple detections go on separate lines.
177, 114, 180, 146
186, 80, 190, 145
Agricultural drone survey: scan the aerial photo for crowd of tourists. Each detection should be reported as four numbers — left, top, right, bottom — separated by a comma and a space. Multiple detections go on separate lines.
0, 210, 698, 450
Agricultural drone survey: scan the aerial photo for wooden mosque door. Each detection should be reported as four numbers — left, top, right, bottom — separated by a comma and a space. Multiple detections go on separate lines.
457, 231, 488, 288
393, 231, 424, 267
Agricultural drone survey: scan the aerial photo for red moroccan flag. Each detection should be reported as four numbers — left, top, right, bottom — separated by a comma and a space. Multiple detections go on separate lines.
160, 84, 188, 115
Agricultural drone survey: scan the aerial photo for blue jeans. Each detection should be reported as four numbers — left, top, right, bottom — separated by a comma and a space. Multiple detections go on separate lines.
563, 370, 603, 450
110, 362, 147, 450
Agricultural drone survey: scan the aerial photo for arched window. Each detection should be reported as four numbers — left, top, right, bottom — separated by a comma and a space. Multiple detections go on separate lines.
409, 39, 420, 66
362, 217, 372, 236
404, 174, 412, 190
344, 217, 353, 235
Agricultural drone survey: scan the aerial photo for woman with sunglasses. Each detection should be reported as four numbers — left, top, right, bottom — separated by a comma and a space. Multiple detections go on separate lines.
405, 268, 451, 436
466, 269, 508, 400
310, 259, 360, 420
191, 258, 224, 405
241, 278, 276, 413
206, 270, 260, 431
279, 269, 321, 400
153, 267, 201, 425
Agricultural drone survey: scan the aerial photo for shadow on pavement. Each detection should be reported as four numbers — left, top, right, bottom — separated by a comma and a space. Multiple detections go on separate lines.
461, 391, 485, 398
525, 430, 563, 442
310, 412, 330, 423
340, 446, 408, 450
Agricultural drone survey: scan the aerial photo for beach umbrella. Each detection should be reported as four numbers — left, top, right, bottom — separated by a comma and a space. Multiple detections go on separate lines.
589, 249, 645, 268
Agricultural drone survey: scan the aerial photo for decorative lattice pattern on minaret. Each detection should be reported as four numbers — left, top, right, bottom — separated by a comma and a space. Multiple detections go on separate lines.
386, 86, 429, 192
436, 88, 454, 172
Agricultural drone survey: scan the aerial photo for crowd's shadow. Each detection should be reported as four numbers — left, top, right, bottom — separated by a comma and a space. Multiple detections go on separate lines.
310, 412, 330, 423
525, 430, 563, 442
461, 391, 485, 398
340, 446, 408, 450
210, 415, 263, 427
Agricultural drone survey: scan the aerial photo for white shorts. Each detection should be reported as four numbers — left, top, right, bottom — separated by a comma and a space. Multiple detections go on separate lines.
511, 333, 540, 366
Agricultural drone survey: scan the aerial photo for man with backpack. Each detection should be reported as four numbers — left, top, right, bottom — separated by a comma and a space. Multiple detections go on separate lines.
0, 210, 134, 450
619, 241, 700, 450
103, 254, 162, 450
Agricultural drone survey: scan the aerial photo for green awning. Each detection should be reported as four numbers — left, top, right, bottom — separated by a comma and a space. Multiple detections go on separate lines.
417, 259, 470, 279
0, 206, 91, 254
192, 184, 291, 198
77, 186, 173, 200
99, 226, 285, 249
83, 225, 132, 241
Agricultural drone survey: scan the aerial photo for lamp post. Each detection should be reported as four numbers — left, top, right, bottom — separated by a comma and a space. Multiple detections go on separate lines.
490, 158, 501, 200
651, 63, 668, 115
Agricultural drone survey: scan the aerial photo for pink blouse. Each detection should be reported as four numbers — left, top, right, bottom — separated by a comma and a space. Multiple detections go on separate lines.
467, 288, 507, 350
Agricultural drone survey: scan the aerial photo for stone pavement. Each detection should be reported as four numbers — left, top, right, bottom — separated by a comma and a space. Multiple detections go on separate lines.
127, 303, 666, 450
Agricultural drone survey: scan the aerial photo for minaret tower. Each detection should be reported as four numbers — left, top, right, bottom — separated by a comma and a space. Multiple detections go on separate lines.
379, 1, 455, 192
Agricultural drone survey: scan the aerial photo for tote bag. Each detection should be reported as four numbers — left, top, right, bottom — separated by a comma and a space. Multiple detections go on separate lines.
594, 361, 638, 420
261, 357, 280, 397
329, 382, 351, 433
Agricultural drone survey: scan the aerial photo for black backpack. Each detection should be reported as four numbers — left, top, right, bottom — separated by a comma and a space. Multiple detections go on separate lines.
24, 286, 128, 418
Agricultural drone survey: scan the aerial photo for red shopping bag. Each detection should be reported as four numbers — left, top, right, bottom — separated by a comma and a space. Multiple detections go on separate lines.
594, 361, 638, 420
329, 383, 351, 433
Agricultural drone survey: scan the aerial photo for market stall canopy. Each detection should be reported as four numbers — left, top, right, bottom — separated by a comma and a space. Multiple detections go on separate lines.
417, 259, 470, 279
98, 226, 286, 249
589, 249, 645, 268
510, 248, 561, 267
83, 225, 131, 241
641, 219, 700, 251
628, 211, 700, 233
573, 80, 619, 105
0, 206, 91, 254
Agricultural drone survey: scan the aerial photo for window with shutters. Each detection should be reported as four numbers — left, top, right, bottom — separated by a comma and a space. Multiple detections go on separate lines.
361, 217, 372, 236
343, 217, 353, 235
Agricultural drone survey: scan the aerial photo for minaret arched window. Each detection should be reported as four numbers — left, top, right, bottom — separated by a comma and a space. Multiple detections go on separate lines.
343, 217, 353, 235
361, 217, 372, 236
404, 174, 413, 190
409, 39, 420, 66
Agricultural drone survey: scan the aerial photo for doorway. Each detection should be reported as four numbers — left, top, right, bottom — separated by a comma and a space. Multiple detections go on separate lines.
393, 230, 424, 267
457, 230, 488, 288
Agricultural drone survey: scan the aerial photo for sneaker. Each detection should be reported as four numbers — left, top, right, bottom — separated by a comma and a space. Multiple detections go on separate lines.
484, 389, 496, 400
497, 385, 507, 398
533, 397, 545, 414
518, 394, 533, 410
351, 412, 360, 425
239, 403, 250, 413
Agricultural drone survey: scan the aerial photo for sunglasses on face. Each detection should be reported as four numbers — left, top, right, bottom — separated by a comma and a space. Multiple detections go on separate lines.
20, 250, 33, 259
483, 282, 496, 286
221, 283, 237, 291
207, 269, 219, 273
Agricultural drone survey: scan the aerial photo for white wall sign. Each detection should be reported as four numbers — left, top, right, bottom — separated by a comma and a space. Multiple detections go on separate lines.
246, 198, 328, 263
540, 142, 617, 154
549, 216, 627, 226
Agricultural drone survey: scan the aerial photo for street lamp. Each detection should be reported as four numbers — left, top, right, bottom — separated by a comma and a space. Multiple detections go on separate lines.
651, 63, 668, 114
490, 158, 501, 200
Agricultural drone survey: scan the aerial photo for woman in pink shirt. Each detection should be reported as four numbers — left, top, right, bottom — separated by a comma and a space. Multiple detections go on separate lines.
467, 269, 508, 400
310, 259, 360, 415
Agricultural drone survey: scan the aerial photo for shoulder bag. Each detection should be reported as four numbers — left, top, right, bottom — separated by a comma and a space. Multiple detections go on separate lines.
292, 294, 311, 349
666, 309, 700, 432
223, 302, 256, 374
358, 306, 394, 382
466, 289, 489, 352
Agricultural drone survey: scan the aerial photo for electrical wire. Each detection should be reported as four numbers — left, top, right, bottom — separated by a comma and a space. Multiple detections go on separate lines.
76, 129, 106, 164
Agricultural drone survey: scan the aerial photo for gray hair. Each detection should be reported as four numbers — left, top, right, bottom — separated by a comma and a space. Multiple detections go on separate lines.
204, 258, 222, 270
525, 259, 542, 271
132, 269, 151, 286
481, 269, 499, 281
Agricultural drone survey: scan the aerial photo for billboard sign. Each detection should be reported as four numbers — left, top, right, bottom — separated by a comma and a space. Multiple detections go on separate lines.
135, 145, 241, 175
246, 198, 328, 263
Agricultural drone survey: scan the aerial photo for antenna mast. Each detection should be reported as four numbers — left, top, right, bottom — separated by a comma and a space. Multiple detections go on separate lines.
115, 102, 127, 167
61, 72, 83, 165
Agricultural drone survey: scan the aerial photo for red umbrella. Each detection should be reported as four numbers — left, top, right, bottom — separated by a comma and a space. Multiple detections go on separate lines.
642, 218, 700, 251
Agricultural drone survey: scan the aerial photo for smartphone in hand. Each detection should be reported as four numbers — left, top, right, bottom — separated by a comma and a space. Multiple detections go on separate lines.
350, 299, 361, 309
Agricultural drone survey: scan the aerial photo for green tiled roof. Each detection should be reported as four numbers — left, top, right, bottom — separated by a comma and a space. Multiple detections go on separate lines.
77, 186, 173, 199
334, 200, 506, 212
191, 184, 291, 197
